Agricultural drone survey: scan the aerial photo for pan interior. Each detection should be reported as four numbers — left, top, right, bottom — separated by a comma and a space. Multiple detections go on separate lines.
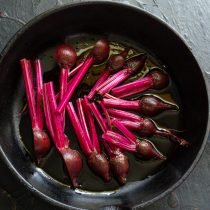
0, 2, 208, 209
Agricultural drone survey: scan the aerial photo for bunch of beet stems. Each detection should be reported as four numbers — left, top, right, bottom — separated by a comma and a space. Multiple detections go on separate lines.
56, 38, 110, 113
103, 94, 178, 117
102, 118, 166, 160
106, 108, 190, 146
20, 59, 51, 163
111, 68, 169, 98
87, 48, 129, 100
43, 82, 82, 188
88, 100, 129, 184
66, 100, 110, 182
94, 53, 147, 97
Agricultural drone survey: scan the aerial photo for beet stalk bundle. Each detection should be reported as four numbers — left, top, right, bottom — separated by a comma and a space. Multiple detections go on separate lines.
107, 108, 190, 146
20, 59, 51, 163
111, 68, 169, 98
87, 49, 129, 100
103, 94, 178, 117
88, 102, 129, 184
95, 54, 147, 96
67, 101, 110, 182
43, 82, 82, 188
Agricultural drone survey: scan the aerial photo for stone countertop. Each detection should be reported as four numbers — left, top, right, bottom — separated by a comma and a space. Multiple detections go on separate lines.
0, 0, 210, 209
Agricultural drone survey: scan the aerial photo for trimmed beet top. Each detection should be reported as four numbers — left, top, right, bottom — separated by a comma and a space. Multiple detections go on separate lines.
19, 37, 190, 190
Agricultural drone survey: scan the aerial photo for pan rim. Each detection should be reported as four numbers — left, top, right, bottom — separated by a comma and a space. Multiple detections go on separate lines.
0, 1, 209, 209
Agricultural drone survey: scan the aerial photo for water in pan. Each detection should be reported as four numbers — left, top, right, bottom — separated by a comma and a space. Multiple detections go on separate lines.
19, 34, 183, 192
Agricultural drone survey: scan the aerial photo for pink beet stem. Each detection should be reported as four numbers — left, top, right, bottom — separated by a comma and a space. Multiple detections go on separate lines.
103, 98, 140, 110
102, 131, 136, 151
104, 93, 119, 100
43, 86, 54, 140
107, 108, 143, 122
117, 120, 142, 130
59, 68, 68, 130
111, 75, 153, 98
96, 69, 125, 92
68, 61, 84, 78
83, 97, 100, 153
20, 59, 39, 129
66, 102, 92, 156
76, 98, 93, 151
57, 56, 94, 113
98, 100, 112, 129
111, 119, 137, 143
88, 102, 107, 133
97, 69, 130, 96
87, 70, 110, 100
45, 82, 67, 149
34, 59, 44, 130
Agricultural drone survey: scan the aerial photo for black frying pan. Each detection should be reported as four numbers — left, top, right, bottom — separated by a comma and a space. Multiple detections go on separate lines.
0, 1, 209, 209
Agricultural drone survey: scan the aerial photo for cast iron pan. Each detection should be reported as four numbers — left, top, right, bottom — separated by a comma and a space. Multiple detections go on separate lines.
0, 1, 209, 209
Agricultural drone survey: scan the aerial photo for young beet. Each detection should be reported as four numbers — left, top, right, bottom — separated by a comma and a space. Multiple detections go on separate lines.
87, 49, 129, 100
110, 118, 166, 160
43, 82, 82, 188
55, 43, 77, 69
103, 94, 178, 116
20, 59, 51, 163
107, 108, 190, 146
88, 102, 129, 184
96, 54, 147, 96
57, 38, 110, 113
111, 68, 169, 98
66, 101, 110, 182
55, 44, 77, 129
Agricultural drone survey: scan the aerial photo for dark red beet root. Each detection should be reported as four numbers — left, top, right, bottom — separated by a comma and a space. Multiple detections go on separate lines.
140, 95, 178, 116
136, 140, 166, 160
106, 49, 129, 72
90, 38, 110, 64
126, 53, 147, 73
88, 152, 110, 182
149, 68, 169, 89
60, 148, 83, 188
55, 44, 77, 69
33, 129, 51, 163
140, 119, 190, 146
110, 152, 129, 184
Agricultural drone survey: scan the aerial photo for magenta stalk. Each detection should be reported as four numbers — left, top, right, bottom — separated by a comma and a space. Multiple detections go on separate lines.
83, 96, 101, 153
76, 98, 93, 151
59, 68, 68, 130
96, 54, 147, 96
57, 38, 110, 113
20, 59, 51, 162
111, 68, 169, 98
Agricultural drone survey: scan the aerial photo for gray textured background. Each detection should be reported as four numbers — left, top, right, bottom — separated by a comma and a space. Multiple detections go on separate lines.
0, 0, 210, 209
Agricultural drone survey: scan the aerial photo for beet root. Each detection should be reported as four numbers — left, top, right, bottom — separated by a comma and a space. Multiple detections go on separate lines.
88, 152, 110, 182
55, 44, 77, 69
136, 140, 166, 160
110, 152, 129, 184
60, 147, 83, 188
33, 129, 51, 163
140, 95, 178, 116
90, 38, 110, 64
149, 69, 169, 90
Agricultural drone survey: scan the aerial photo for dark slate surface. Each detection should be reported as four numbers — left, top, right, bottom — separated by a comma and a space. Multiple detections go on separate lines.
0, 0, 210, 209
